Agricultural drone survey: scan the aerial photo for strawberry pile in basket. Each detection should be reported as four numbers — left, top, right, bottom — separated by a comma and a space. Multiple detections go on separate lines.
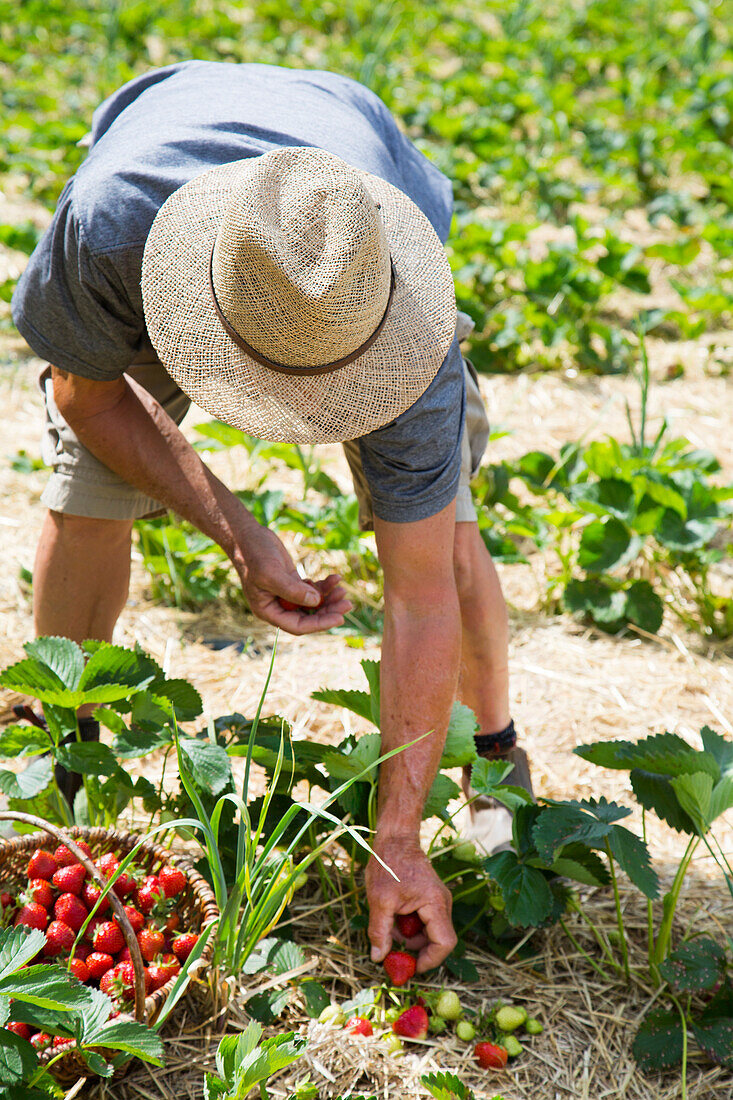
2, 841, 199, 1039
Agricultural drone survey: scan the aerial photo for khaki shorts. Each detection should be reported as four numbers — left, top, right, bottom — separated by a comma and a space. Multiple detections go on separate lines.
39, 349, 489, 526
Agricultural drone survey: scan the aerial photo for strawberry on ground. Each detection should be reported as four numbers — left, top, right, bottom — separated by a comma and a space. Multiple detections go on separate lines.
15, 902, 48, 931
27, 850, 58, 881
345, 1016, 373, 1036
172, 932, 198, 962
54, 893, 88, 932
82, 881, 110, 915
395, 912, 424, 939
382, 950, 416, 987
138, 928, 165, 962
92, 920, 125, 956
392, 1005, 429, 1040
44, 920, 75, 957
159, 865, 186, 898
30, 1032, 52, 1051
6, 1022, 31, 1040
475, 1042, 508, 1069
52, 863, 86, 896
86, 951, 114, 979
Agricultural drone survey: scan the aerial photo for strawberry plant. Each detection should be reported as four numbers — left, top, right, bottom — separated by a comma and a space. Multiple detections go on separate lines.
202, 1021, 306, 1100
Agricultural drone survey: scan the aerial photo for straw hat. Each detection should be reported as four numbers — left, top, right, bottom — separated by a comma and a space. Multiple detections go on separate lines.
141, 147, 456, 443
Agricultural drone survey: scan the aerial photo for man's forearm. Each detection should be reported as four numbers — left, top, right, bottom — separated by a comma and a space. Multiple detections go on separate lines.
57, 371, 254, 567
376, 590, 461, 839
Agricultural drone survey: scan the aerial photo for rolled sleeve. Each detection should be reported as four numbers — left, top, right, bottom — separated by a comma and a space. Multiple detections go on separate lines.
356, 336, 465, 523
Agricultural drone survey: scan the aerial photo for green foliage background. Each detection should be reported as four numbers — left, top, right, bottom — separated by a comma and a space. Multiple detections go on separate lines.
3, 0, 733, 368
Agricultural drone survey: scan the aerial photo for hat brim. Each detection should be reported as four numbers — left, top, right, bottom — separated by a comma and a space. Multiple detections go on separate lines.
141, 156, 456, 444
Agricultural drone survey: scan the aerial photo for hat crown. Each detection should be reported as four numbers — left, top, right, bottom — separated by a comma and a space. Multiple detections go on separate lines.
211, 147, 392, 369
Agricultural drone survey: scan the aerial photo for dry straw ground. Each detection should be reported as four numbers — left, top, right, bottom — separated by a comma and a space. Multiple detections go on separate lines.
1, 193, 732, 1098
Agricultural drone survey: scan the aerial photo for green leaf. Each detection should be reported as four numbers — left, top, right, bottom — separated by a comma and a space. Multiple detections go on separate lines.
149, 678, 203, 721
55, 742, 120, 778
0, 965, 97, 1011
24, 637, 84, 690
670, 772, 714, 833
84, 1020, 164, 1065
0, 657, 71, 705
301, 980, 330, 1019
700, 727, 733, 777
0, 1029, 38, 1086
244, 988, 291, 1025
421, 1070, 474, 1100
578, 518, 641, 571
691, 979, 733, 1068
571, 478, 636, 522
709, 776, 733, 823
310, 688, 373, 724
360, 659, 381, 727
179, 739, 232, 795
550, 844, 611, 887
659, 937, 727, 994
484, 851, 554, 927
564, 578, 626, 626
633, 1007, 684, 1072
0, 928, 46, 979
440, 703, 479, 768
443, 955, 479, 983
575, 733, 720, 781
607, 826, 659, 899
0, 757, 52, 799
423, 774, 461, 821
630, 770, 697, 834
269, 941, 305, 974
112, 727, 172, 759
469, 757, 515, 795
77, 644, 157, 694
623, 580, 664, 633
0, 725, 49, 758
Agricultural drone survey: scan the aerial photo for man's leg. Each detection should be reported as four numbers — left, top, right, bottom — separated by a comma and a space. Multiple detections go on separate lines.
34, 510, 133, 644
453, 520, 533, 853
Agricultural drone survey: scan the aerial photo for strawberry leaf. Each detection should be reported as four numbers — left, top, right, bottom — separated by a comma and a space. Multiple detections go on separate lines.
24, 636, 84, 690
630, 769, 696, 834
633, 1007, 684, 1072
659, 937, 727, 994
484, 851, 554, 927
440, 703, 479, 768
0, 1029, 38, 1086
691, 978, 733, 1068
0, 758, 52, 800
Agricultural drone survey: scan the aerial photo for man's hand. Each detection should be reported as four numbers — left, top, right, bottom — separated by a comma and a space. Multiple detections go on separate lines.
365, 834, 456, 974
235, 522, 352, 635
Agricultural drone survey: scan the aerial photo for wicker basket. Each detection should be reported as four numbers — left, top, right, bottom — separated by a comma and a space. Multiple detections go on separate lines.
0, 812, 219, 1082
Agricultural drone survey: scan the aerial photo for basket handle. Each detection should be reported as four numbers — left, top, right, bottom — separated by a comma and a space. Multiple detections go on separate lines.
0, 811, 147, 1021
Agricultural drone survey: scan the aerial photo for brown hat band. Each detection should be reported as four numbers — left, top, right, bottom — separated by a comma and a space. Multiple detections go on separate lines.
208, 248, 396, 377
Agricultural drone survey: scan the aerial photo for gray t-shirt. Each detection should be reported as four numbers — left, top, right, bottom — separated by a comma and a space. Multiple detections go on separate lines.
12, 61, 464, 523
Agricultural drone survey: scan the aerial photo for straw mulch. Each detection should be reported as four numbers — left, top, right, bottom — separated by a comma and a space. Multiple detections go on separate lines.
1, 334, 732, 1099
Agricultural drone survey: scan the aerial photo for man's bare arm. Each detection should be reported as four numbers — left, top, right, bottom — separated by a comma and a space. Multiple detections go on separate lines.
51, 368, 350, 633
365, 501, 460, 972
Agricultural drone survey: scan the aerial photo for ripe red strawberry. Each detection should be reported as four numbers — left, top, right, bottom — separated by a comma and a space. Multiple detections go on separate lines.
92, 920, 125, 955
30, 1032, 52, 1051
73, 943, 90, 961
396, 912, 424, 939
99, 961, 146, 1002
24, 879, 54, 911
475, 1042, 508, 1069
138, 928, 165, 962
27, 850, 58, 881
15, 902, 48, 930
164, 912, 180, 932
136, 879, 164, 915
0, 892, 13, 908
382, 950, 416, 987
159, 866, 186, 898
6, 1021, 31, 1040
118, 946, 132, 962
172, 932, 198, 962
84, 916, 104, 944
392, 1005, 429, 1040
54, 841, 91, 867
112, 870, 137, 899
54, 893, 88, 932
86, 951, 114, 979
157, 953, 180, 981
52, 863, 86, 896
68, 957, 90, 982
82, 881, 110, 915
123, 905, 145, 933
52, 1035, 75, 1050
345, 1016, 373, 1036
44, 920, 75, 956
147, 953, 180, 991
97, 853, 119, 877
